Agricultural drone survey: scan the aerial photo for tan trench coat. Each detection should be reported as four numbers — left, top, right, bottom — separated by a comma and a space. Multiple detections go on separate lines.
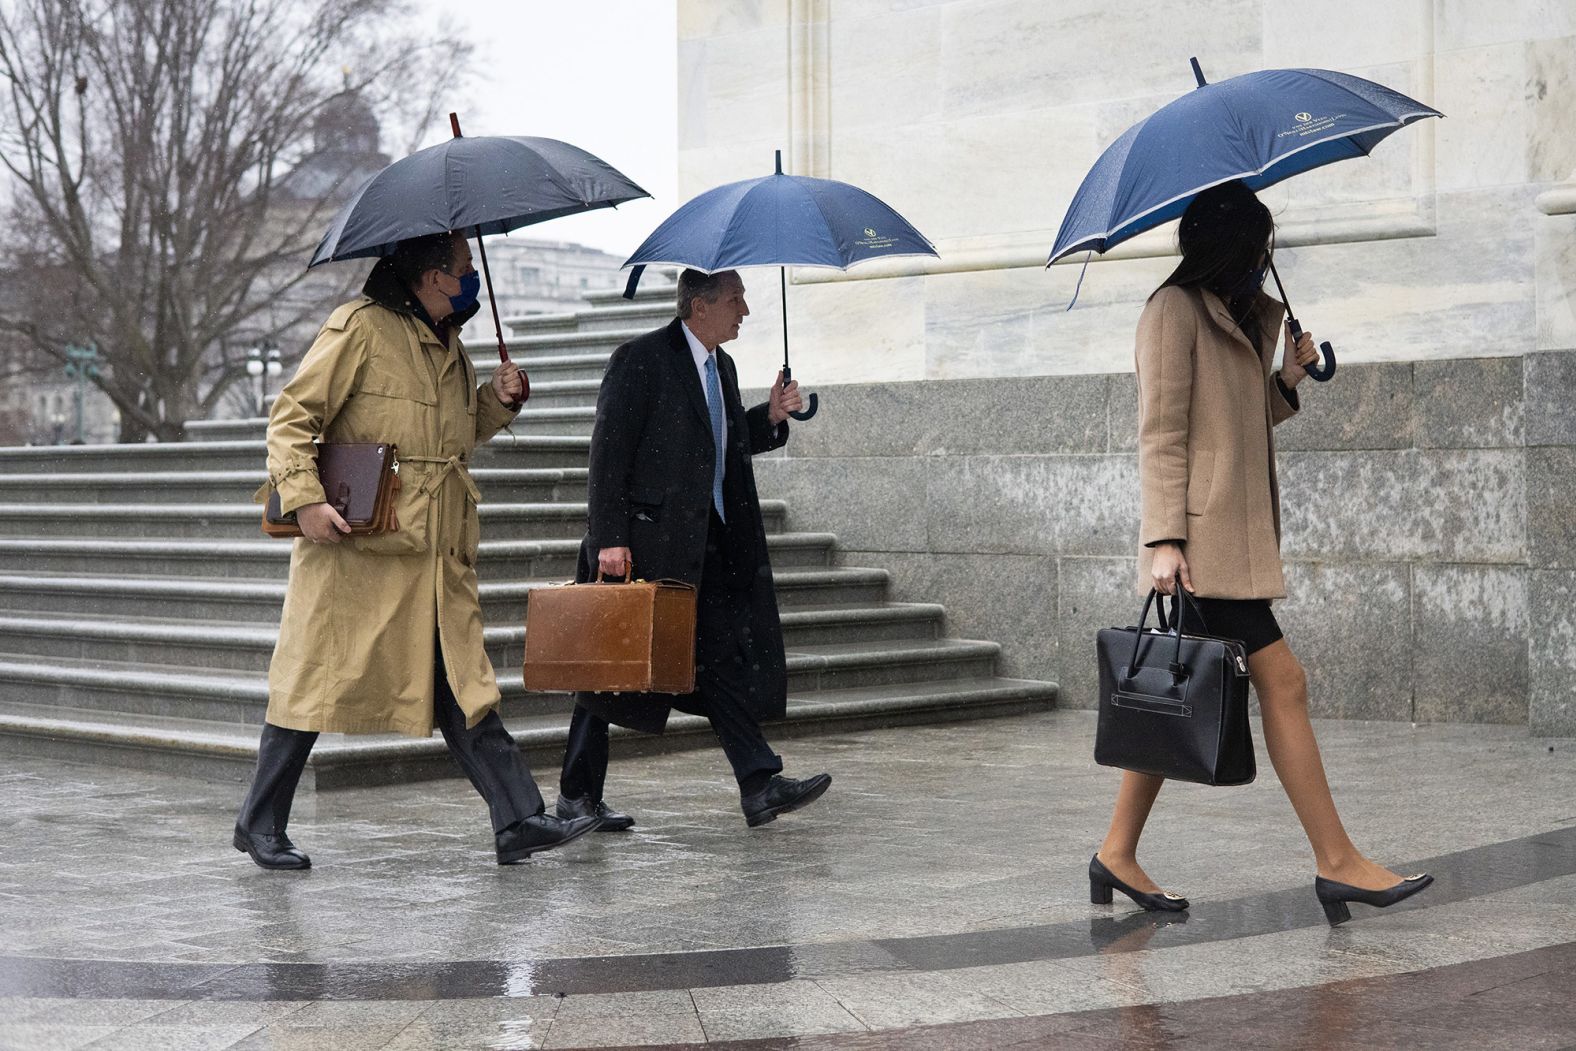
1135, 285, 1300, 600
256, 288, 518, 737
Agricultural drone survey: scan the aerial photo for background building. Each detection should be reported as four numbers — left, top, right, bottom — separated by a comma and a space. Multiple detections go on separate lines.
483, 238, 625, 317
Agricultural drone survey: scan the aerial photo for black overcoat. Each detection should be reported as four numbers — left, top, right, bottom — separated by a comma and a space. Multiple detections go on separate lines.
570, 318, 790, 733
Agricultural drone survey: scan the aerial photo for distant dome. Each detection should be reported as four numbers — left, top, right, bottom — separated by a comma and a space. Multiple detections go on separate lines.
314, 90, 379, 155
278, 86, 389, 204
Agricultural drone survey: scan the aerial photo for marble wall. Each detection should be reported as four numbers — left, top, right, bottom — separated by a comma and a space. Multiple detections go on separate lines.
677, 1, 1576, 390
750, 351, 1576, 735
683, 3, 1576, 734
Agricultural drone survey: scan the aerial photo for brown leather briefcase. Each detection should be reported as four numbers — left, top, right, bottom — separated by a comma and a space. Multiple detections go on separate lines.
261, 442, 401, 538
522, 566, 698, 695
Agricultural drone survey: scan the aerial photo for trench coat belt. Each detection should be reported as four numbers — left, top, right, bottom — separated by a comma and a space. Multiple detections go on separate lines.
400, 454, 481, 503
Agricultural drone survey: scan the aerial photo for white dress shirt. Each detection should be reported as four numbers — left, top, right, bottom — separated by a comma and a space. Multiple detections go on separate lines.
679, 321, 789, 464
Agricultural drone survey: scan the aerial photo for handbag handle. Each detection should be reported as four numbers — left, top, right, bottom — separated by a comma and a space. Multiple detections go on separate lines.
1125, 577, 1192, 684
1165, 587, 1212, 638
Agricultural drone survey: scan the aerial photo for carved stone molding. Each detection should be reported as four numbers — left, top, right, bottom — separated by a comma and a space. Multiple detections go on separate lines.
1536, 172, 1576, 216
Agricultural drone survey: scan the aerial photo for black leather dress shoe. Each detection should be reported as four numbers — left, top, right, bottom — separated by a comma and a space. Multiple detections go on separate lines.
742, 773, 832, 827
556, 795, 635, 831
233, 826, 310, 870
496, 814, 602, 864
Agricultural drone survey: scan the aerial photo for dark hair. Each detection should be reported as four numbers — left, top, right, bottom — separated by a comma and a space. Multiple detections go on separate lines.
1159, 180, 1274, 346
389, 231, 461, 288
677, 268, 732, 319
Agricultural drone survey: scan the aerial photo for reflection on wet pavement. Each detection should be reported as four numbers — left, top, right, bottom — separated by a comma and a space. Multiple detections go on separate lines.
1, 712, 1572, 1048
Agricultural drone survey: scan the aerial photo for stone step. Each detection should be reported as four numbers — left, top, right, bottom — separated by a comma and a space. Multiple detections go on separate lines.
0, 468, 590, 506
0, 435, 596, 473
0, 637, 1004, 727
505, 291, 675, 338
0, 673, 1054, 789
0, 563, 882, 623
0, 603, 944, 677
568, 300, 675, 334
0, 531, 839, 579
513, 377, 601, 408
499, 326, 650, 360
582, 281, 678, 309
0, 500, 788, 541
513, 406, 596, 436
508, 351, 610, 384
184, 368, 606, 446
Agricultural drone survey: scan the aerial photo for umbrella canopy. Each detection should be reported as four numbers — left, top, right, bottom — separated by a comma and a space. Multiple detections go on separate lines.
1048, 63, 1441, 264
624, 152, 936, 275
309, 134, 649, 267
622, 152, 937, 421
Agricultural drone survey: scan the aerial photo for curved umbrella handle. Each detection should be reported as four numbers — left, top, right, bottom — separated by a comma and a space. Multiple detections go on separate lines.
1305, 341, 1337, 382
1286, 318, 1337, 383
780, 364, 818, 421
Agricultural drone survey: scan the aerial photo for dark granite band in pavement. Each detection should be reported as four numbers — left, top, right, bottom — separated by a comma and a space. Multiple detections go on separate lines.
673, 939, 1576, 1051
3, 825, 1571, 1003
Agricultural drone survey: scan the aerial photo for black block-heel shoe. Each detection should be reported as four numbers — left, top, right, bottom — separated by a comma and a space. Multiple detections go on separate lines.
1314, 872, 1433, 926
1089, 855, 1189, 912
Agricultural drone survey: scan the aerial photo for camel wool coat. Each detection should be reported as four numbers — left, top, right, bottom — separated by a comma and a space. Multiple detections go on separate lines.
255, 261, 519, 736
1135, 284, 1301, 600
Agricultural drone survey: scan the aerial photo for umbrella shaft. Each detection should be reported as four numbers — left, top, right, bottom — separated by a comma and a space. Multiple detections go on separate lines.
780, 266, 791, 376
473, 226, 511, 365
1266, 256, 1299, 329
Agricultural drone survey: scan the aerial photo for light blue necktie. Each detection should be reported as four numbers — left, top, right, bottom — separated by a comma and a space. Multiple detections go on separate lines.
703, 354, 726, 522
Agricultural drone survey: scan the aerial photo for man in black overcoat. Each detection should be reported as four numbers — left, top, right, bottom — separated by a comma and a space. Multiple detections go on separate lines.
553, 268, 832, 829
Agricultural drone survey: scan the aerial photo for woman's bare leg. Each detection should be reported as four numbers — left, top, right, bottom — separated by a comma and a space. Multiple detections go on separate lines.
1251, 639, 1404, 889
1096, 769, 1169, 894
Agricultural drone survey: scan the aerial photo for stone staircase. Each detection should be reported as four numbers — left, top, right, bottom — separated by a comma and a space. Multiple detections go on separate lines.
0, 283, 1056, 790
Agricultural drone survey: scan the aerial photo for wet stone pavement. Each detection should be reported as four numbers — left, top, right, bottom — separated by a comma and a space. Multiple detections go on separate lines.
1, 710, 1574, 1049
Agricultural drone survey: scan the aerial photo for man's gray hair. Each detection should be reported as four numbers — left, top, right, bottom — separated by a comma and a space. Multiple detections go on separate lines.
676, 268, 733, 319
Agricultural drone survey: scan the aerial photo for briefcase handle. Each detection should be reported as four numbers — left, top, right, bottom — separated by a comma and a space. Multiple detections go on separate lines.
594, 560, 635, 583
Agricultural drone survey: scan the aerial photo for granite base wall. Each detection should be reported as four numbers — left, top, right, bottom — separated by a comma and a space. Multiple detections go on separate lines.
751, 351, 1576, 736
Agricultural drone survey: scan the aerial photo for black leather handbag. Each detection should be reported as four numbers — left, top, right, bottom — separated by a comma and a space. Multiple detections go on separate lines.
1094, 588, 1256, 786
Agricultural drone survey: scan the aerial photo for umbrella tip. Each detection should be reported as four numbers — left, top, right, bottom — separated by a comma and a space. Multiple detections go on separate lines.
775, 149, 783, 175
1190, 57, 1207, 88
449, 112, 462, 138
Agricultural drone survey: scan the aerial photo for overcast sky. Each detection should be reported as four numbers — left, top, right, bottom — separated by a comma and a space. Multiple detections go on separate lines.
420, 1, 679, 260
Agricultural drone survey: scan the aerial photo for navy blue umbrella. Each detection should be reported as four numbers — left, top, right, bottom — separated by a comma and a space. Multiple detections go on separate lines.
1049, 60, 1442, 381
623, 151, 937, 420
310, 115, 649, 371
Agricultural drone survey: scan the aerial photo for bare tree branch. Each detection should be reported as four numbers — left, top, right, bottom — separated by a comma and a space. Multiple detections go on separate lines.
0, 0, 472, 441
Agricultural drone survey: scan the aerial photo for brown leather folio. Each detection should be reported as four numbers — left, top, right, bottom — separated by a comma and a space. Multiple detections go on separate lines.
522, 569, 698, 695
261, 442, 401, 538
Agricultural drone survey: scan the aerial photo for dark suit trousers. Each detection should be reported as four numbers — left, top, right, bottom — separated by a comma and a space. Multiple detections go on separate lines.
238, 641, 545, 836
560, 512, 783, 801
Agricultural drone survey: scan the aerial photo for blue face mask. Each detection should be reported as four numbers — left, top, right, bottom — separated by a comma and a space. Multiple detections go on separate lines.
1234, 262, 1268, 295
449, 271, 481, 314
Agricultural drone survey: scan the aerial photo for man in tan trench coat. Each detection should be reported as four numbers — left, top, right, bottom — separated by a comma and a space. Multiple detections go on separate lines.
234, 232, 600, 869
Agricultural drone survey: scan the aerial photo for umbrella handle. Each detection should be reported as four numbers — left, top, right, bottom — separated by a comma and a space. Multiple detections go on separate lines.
789, 394, 819, 422
1286, 318, 1337, 382
780, 363, 819, 422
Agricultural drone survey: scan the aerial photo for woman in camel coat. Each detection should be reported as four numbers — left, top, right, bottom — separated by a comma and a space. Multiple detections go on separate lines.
1089, 181, 1432, 925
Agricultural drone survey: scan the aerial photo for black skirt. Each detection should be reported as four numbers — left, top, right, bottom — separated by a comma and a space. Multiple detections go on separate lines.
1187, 597, 1283, 656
